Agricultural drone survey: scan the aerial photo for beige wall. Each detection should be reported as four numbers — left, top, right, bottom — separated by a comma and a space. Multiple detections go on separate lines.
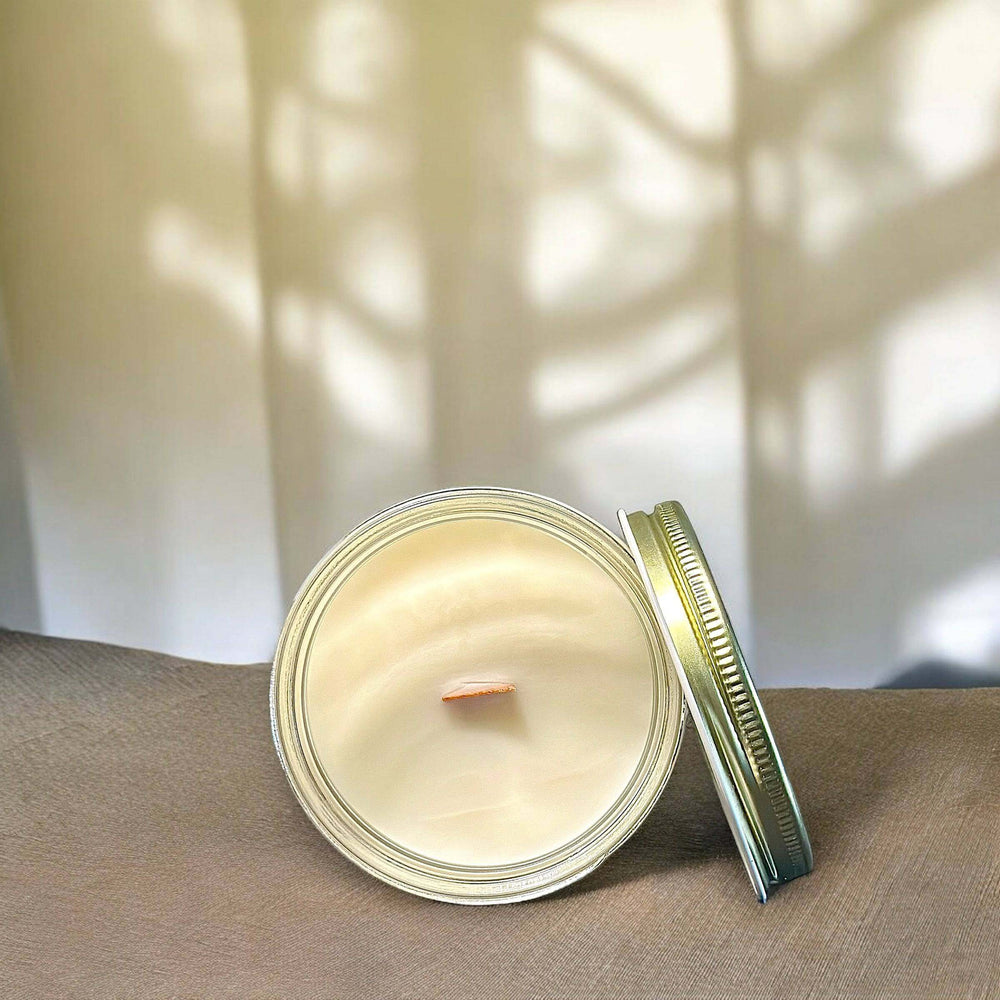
0, 0, 997, 685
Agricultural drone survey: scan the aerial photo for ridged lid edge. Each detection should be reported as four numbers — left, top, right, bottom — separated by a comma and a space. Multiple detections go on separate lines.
618, 501, 813, 901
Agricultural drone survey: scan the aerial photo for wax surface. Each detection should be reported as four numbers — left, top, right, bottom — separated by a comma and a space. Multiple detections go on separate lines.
304, 516, 655, 867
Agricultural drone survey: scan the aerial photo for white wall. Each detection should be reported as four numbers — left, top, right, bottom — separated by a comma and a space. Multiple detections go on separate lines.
738, 0, 1000, 685
0, 0, 282, 661
0, 0, 997, 686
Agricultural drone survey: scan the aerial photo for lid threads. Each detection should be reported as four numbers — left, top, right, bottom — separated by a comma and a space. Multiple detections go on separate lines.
620, 501, 814, 900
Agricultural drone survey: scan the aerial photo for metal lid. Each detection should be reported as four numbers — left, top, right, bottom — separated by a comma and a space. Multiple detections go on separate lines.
618, 501, 813, 901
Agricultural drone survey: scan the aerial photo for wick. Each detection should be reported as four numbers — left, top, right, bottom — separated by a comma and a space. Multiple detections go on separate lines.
442, 681, 517, 702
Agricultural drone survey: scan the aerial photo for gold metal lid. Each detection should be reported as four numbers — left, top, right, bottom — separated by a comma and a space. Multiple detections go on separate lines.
618, 501, 813, 901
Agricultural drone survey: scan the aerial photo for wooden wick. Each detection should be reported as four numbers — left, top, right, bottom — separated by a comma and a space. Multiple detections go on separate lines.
442, 681, 516, 702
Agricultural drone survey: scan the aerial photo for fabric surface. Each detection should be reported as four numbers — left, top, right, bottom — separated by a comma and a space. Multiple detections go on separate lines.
2, 630, 998, 999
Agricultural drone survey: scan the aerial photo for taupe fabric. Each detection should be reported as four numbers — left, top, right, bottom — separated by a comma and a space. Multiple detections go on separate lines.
2, 630, 998, 999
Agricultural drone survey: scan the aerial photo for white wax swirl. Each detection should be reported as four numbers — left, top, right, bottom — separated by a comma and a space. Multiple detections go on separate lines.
304, 515, 654, 866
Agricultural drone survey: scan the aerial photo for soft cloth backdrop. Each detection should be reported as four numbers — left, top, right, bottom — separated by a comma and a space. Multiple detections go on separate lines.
0, 0, 998, 685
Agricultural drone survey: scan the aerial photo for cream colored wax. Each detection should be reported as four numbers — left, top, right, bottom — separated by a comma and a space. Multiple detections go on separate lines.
304, 515, 655, 867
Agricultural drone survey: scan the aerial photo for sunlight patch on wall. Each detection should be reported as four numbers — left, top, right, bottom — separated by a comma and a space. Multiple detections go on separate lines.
525, 182, 617, 310
316, 305, 428, 449
796, 86, 903, 257
899, 563, 1000, 671
799, 347, 870, 510
880, 260, 1000, 476
892, 0, 1000, 185
540, 0, 732, 139
790, 0, 1000, 258
336, 212, 426, 333
271, 285, 428, 449
747, 0, 868, 73
150, 0, 250, 149
525, 1, 732, 311
266, 88, 410, 209
308, 0, 406, 107
148, 204, 261, 337
532, 303, 729, 421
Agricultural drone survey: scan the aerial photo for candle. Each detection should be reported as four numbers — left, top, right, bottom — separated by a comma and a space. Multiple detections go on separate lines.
303, 514, 658, 867
273, 490, 685, 901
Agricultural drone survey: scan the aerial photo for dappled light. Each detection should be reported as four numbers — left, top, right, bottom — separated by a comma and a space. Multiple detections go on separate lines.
881, 263, 1000, 475
739, 0, 1000, 685
0, 0, 281, 661
151, 0, 251, 149
0, 0, 997, 683
147, 204, 262, 335
799, 347, 869, 511
899, 562, 1000, 676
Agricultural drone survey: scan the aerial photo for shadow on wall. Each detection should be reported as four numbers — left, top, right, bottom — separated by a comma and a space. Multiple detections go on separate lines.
0, 0, 284, 660
188, 0, 1000, 685
732, 0, 1000, 686
879, 660, 1000, 689
237, 0, 744, 610
0, 0, 998, 684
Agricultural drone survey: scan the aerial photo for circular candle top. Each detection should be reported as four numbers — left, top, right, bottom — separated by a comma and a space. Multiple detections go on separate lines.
303, 514, 654, 867
272, 490, 684, 902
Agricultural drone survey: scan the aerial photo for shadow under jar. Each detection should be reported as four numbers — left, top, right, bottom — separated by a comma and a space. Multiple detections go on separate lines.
271, 489, 812, 904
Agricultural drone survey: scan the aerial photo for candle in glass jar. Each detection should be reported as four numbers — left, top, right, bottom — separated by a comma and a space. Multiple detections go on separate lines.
303, 514, 657, 867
